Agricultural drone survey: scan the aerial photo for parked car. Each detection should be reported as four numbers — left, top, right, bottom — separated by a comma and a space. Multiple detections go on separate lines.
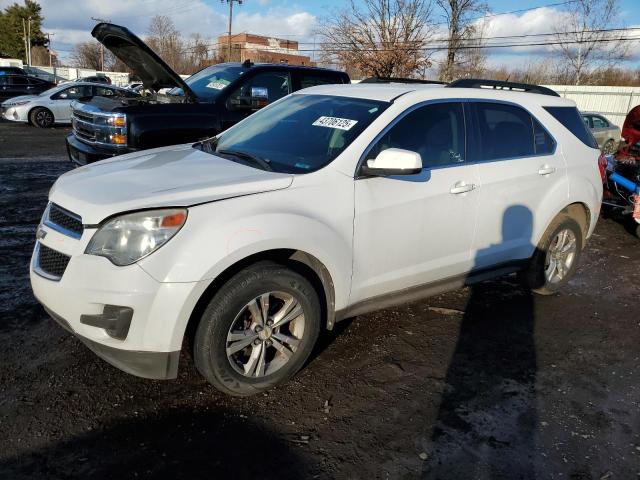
31, 79, 603, 396
1, 82, 139, 127
0, 66, 26, 76
0, 74, 56, 101
65, 22, 350, 166
581, 112, 621, 154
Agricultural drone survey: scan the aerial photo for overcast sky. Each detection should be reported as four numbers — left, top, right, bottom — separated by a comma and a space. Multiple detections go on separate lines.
2, 0, 639, 69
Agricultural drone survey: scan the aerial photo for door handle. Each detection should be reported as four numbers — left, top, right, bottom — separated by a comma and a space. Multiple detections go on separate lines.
538, 165, 556, 175
450, 181, 476, 195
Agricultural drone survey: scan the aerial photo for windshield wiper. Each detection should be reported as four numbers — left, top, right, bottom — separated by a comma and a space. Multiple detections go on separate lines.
197, 137, 218, 153
217, 149, 273, 172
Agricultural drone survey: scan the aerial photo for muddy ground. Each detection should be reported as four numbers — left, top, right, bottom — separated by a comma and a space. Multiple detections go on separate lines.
0, 120, 639, 479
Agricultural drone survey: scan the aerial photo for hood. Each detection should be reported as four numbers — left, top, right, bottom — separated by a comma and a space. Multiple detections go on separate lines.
91, 23, 197, 101
49, 144, 293, 225
2, 94, 37, 105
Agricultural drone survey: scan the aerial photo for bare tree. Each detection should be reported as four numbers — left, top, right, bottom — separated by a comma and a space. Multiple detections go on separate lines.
444, 18, 488, 79
146, 15, 185, 73
437, 0, 488, 82
318, 0, 436, 78
71, 41, 103, 70
552, 0, 629, 85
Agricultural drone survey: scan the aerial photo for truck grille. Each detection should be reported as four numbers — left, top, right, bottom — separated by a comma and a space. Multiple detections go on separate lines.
73, 118, 97, 143
35, 243, 71, 280
45, 203, 84, 238
71, 102, 127, 148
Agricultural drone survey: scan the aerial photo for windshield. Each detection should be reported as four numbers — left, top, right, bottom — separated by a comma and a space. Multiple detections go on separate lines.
197, 94, 389, 173
183, 64, 245, 101
38, 85, 65, 97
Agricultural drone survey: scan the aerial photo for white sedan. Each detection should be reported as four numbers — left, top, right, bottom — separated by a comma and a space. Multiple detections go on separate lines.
0, 82, 139, 128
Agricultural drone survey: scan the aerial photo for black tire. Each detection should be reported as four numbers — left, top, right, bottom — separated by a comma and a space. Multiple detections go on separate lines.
29, 107, 54, 128
194, 261, 321, 396
518, 215, 584, 295
602, 139, 616, 155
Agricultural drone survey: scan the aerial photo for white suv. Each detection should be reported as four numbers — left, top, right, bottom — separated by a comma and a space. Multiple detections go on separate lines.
31, 80, 603, 396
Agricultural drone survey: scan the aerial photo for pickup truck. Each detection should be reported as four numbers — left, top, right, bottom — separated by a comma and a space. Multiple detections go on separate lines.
66, 23, 350, 166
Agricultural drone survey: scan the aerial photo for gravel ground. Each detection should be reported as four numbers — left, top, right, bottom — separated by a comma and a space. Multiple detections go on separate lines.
0, 120, 639, 479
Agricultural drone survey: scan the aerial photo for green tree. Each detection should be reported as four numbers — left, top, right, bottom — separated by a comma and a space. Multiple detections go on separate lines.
0, 0, 47, 61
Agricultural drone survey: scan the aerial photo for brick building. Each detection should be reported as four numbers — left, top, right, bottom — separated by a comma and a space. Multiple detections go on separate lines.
217, 33, 314, 66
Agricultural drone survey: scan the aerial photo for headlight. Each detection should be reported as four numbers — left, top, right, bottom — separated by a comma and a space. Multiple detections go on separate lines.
85, 208, 187, 266
5, 100, 30, 107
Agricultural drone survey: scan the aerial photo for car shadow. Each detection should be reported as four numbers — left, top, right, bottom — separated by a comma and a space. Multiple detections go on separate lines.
0, 408, 311, 480
423, 205, 539, 479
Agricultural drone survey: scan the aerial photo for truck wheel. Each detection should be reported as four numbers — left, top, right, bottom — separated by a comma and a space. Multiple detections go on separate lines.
518, 215, 583, 295
194, 261, 321, 396
30, 107, 54, 128
602, 139, 616, 155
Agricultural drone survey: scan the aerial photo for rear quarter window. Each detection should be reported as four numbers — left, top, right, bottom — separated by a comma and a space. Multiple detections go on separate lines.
544, 106, 598, 149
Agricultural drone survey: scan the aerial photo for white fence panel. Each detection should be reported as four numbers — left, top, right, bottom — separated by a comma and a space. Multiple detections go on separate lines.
544, 85, 640, 127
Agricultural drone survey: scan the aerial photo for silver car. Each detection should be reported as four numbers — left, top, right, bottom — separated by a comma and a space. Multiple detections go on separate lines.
581, 112, 621, 154
0, 82, 138, 128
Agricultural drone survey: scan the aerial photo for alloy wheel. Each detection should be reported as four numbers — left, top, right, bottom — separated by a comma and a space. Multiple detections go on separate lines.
226, 291, 305, 378
544, 228, 577, 284
36, 109, 53, 127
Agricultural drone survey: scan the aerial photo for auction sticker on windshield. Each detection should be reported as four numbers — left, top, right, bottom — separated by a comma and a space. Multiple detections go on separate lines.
312, 116, 358, 131
206, 81, 228, 90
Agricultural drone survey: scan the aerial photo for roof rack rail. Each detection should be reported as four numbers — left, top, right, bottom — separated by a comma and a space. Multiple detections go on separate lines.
447, 78, 559, 97
360, 77, 446, 85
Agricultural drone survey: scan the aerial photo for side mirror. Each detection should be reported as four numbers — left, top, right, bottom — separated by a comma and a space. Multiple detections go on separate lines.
250, 86, 269, 109
360, 148, 422, 177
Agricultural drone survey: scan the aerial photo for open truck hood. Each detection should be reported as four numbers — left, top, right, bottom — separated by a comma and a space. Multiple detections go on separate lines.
91, 23, 197, 101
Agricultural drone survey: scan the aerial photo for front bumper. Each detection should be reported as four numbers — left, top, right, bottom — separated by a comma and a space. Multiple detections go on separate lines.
30, 218, 207, 380
1, 105, 27, 122
66, 133, 125, 166
45, 306, 180, 379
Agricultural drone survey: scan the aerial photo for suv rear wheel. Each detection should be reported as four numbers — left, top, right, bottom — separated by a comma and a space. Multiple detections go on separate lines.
194, 262, 321, 396
519, 214, 584, 295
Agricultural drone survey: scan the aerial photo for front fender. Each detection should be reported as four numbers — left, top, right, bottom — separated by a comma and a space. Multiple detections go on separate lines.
138, 193, 354, 311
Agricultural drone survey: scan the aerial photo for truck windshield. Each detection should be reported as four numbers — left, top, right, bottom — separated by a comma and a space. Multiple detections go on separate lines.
197, 94, 388, 174
178, 64, 245, 101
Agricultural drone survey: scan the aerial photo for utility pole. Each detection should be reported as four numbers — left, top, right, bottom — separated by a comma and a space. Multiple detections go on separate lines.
221, 0, 242, 62
91, 17, 111, 71
45, 32, 55, 67
27, 16, 32, 66
22, 18, 28, 65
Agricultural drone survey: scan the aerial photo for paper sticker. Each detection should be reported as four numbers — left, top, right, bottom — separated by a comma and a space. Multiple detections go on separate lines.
312, 116, 358, 131
206, 81, 227, 90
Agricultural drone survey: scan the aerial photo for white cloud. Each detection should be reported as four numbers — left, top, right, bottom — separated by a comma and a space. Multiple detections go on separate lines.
0, 0, 318, 63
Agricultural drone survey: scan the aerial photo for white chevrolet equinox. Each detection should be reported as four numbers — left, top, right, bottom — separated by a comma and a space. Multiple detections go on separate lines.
31, 79, 603, 396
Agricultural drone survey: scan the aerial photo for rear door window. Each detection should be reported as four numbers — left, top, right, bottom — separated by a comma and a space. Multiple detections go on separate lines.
532, 116, 556, 155
592, 116, 608, 128
471, 102, 535, 161
297, 73, 344, 89
544, 106, 598, 148
9, 76, 28, 86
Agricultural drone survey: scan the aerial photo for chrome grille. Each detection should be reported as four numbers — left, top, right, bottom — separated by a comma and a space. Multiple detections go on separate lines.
73, 118, 97, 142
35, 243, 71, 280
45, 203, 83, 238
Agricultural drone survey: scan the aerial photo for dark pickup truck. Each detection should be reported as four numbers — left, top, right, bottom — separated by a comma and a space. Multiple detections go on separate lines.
66, 23, 350, 166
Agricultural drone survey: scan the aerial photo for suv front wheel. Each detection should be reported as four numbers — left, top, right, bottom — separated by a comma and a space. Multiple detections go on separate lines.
519, 214, 584, 295
194, 262, 321, 396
